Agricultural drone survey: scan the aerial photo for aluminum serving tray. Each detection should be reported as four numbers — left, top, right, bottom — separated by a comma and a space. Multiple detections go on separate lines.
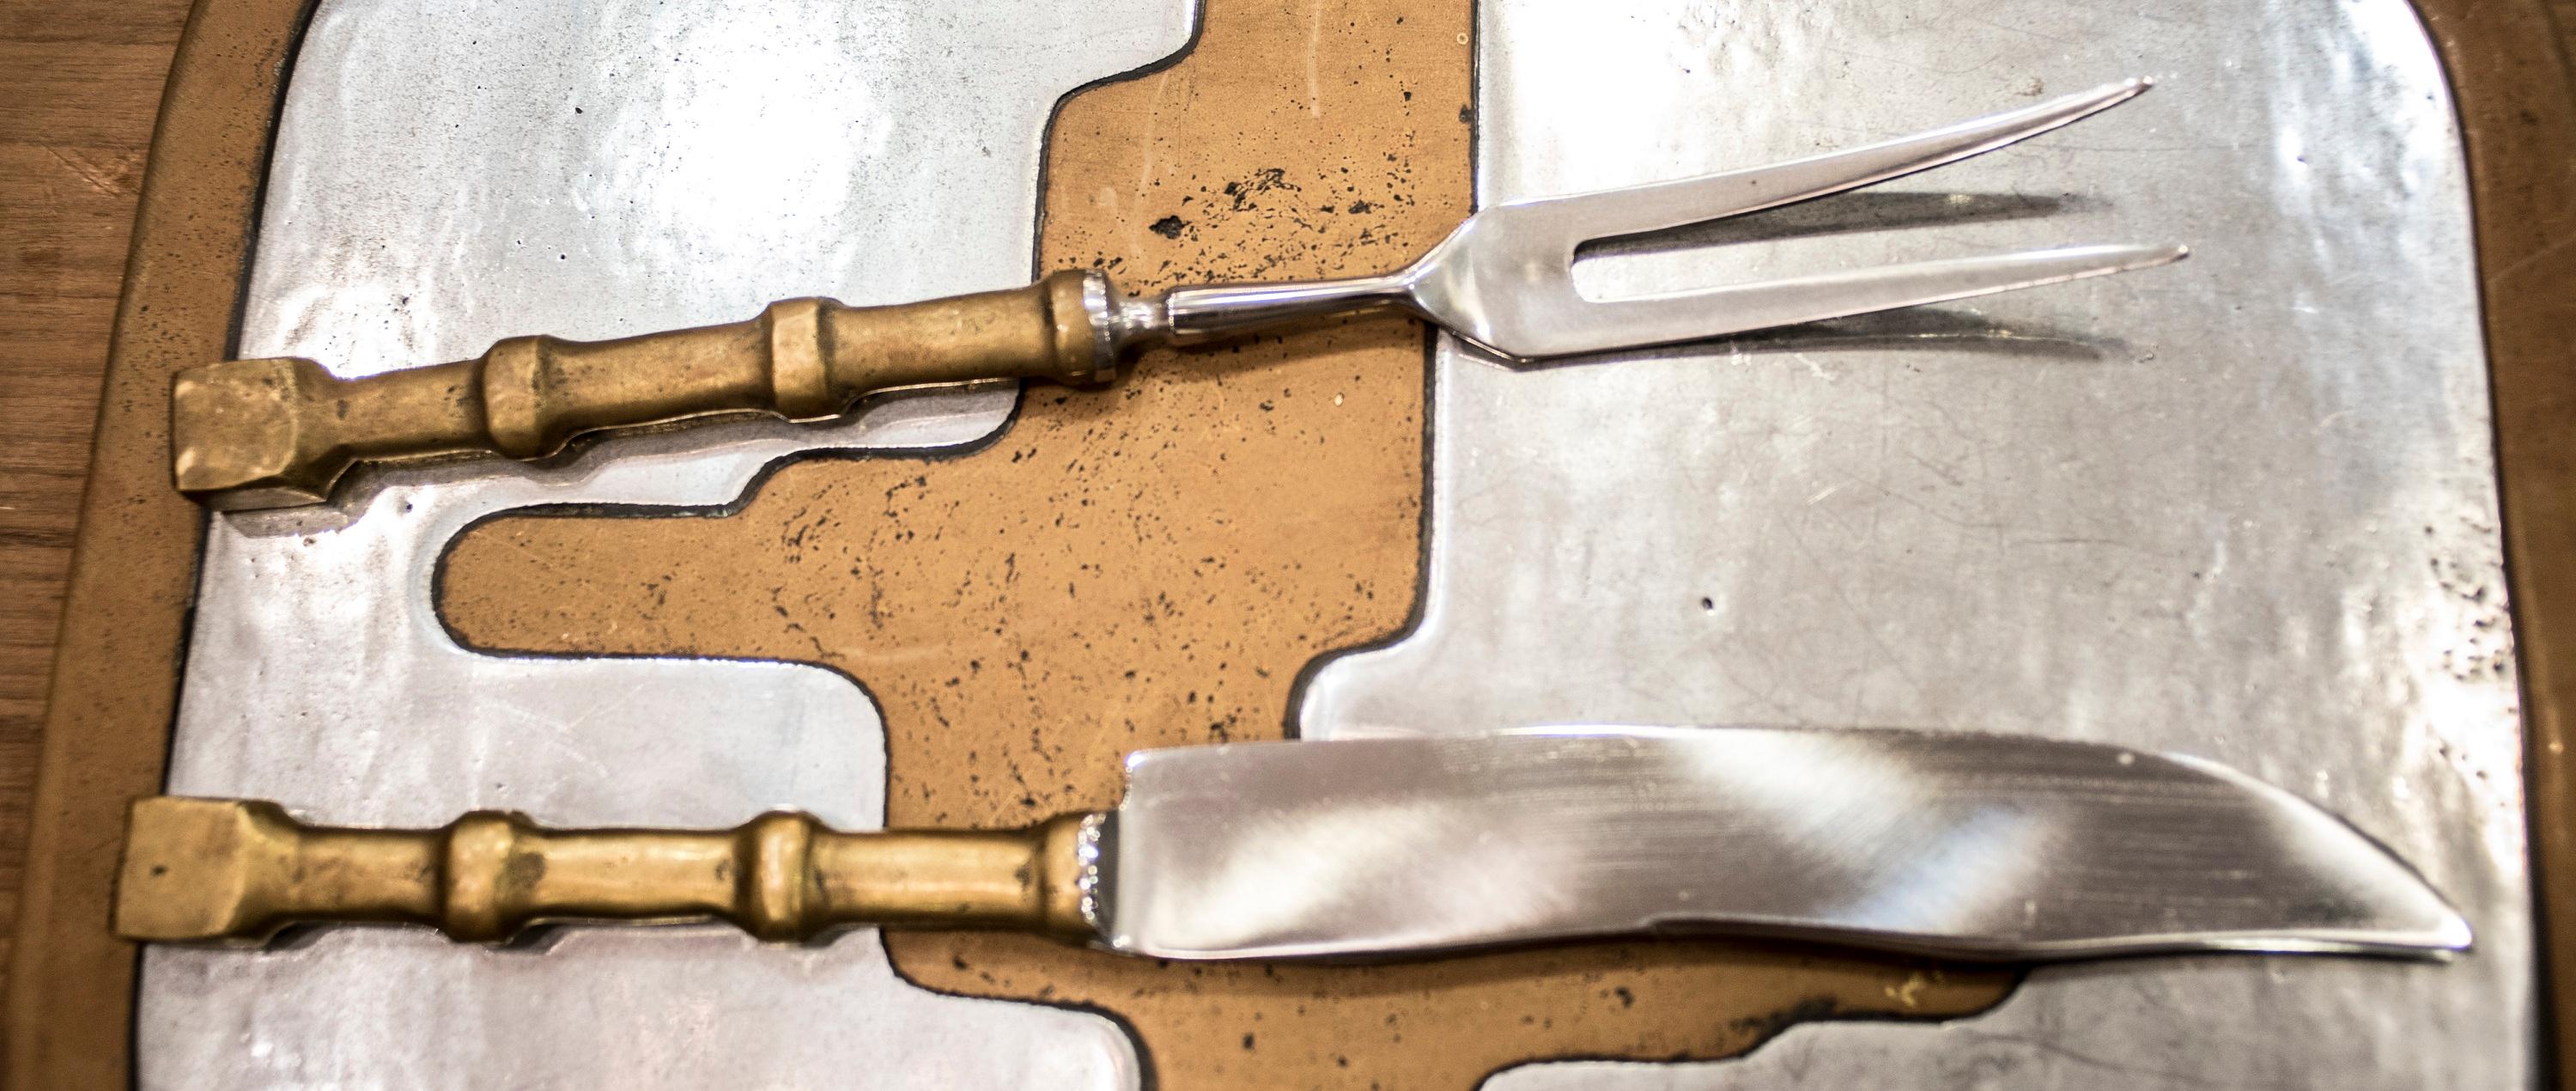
139, 0, 2530, 1087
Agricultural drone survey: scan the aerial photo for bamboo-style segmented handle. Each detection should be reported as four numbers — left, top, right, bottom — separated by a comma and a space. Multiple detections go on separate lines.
173, 270, 1127, 510
112, 796, 1102, 946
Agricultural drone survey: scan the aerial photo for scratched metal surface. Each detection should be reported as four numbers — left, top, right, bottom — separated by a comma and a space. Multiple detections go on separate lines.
1297, 0, 2530, 1088
1106, 728, 2467, 961
137, 0, 1188, 1087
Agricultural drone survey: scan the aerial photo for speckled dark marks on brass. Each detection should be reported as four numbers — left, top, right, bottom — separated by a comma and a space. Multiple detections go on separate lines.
438, 4, 2015, 1086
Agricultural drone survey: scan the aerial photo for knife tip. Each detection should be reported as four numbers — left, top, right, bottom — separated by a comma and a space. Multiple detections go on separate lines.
2430, 909, 2475, 954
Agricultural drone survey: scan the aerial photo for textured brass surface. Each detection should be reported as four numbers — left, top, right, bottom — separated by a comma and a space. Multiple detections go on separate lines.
113, 796, 1097, 945
170, 269, 1115, 509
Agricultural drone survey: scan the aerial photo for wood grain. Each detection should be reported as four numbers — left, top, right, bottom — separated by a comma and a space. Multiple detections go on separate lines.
0, 0, 191, 1008
2417, 0, 2576, 1074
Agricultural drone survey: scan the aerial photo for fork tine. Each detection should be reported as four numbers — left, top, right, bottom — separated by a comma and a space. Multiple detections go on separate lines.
1509, 79, 2154, 244
1490, 243, 2186, 358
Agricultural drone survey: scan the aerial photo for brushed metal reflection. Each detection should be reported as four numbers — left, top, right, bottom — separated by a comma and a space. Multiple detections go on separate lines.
1103, 728, 2465, 961
138, 0, 1190, 1087
1297, 0, 2529, 1088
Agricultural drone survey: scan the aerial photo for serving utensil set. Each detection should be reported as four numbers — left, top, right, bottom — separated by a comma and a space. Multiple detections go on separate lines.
122, 81, 2468, 967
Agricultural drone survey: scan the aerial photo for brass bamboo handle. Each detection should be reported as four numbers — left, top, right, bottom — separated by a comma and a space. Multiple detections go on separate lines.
173, 270, 1133, 510
112, 796, 1102, 946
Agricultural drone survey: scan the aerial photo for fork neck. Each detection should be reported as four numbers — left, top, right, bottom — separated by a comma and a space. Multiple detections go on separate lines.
1148, 272, 1416, 345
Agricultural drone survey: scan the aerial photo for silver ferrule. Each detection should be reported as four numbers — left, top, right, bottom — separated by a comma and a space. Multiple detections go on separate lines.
1156, 272, 1414, 344
1076, 811, 1115, 944
1073, 271, 1181, 374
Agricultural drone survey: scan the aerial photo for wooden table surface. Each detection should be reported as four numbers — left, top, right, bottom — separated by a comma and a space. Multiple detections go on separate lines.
0, 0, 194, 998
1, 0, 2569, 1022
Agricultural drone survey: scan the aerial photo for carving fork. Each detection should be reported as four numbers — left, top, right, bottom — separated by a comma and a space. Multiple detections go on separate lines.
174, 79, 2185, 509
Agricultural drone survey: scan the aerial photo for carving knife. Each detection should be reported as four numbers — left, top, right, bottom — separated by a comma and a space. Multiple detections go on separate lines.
116, 727, 2466, 961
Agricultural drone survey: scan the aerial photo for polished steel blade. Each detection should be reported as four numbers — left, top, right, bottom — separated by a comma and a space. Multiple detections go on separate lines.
1097, 727, 2468, 961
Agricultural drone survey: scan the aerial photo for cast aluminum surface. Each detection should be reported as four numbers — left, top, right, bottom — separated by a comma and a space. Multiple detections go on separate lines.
140, 0, 1188, 1087
1297, 0, 2530, 1088
1103, 728, 2467, 960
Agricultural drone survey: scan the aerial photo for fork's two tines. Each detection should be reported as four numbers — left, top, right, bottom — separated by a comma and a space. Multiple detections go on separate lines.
1157, 79, 2187, 360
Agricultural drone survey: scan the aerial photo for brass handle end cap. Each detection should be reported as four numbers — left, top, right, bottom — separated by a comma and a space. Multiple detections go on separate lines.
114, 797, 289, 944
173, 357, 349, 510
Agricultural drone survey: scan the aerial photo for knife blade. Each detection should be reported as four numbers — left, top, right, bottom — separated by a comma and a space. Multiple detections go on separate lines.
1103, 727, 2466, 960
116, 727, 2465, 961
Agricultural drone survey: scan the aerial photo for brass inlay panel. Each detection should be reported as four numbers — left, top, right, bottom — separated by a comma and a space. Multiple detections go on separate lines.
439, 1, 2011, 1086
